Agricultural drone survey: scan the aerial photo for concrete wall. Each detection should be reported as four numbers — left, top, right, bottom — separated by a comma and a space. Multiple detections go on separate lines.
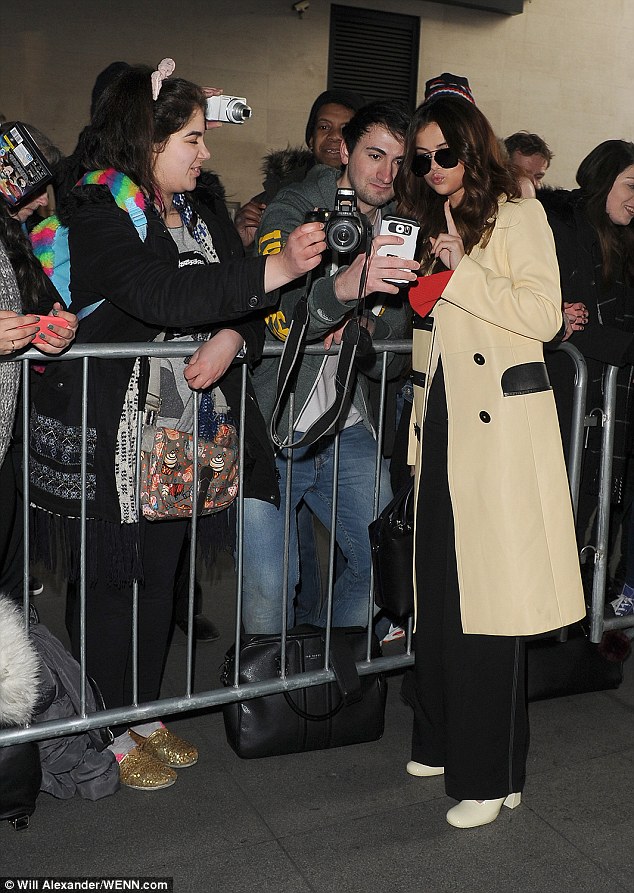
2, 0, 632, 204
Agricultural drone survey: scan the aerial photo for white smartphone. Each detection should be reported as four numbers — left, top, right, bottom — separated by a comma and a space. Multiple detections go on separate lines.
377, 215, 420, 285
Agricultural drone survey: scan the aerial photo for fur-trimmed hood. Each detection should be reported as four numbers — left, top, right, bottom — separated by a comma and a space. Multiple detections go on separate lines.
254, 146, 314, 204
536, 186, 585, 229
0, 595, 41, 726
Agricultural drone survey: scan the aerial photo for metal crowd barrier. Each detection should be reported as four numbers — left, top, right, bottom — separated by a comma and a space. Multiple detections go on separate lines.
0, 339, 413, 746
553, 344, 634, 644
0, 338, 626, 747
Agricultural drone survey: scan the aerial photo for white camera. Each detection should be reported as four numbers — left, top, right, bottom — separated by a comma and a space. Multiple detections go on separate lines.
205, 95, 252, 125
292, 1, 310, 13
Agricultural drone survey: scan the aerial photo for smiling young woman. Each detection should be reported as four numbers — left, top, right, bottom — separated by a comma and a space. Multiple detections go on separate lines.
27, 60, 326, 792
539, 140, 634, 616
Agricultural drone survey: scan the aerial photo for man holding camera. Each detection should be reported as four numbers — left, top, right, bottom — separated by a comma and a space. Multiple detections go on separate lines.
241, 100, 417, 634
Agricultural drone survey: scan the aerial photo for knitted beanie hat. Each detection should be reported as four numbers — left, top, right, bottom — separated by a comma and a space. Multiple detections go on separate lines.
423, 73, 475, 107
305, 89, 366, 145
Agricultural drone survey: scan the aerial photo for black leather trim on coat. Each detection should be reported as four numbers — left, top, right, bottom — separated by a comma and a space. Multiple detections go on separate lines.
501, 362, 552, 396
412, 371, 426, 388
413, 313, 434, 331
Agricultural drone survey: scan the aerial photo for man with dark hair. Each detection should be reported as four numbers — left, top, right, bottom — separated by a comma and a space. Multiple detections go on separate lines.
504, 131, 553, 190
233, 88, 365, 248
241, 100, 417, 633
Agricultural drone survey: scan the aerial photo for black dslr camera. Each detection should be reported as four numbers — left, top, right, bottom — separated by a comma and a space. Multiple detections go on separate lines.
305, 188, 369, 255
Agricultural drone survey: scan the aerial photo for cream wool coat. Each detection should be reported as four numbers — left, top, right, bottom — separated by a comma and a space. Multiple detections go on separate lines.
409, 197, 585, 636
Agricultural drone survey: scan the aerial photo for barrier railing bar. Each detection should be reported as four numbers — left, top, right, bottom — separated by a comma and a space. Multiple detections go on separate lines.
0, 651, 410, 747
588, 364, 618, 643
8, 338, 610, 747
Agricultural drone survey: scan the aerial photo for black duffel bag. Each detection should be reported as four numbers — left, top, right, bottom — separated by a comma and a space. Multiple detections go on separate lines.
0, 741, 42, 830
221, 625, 387, 759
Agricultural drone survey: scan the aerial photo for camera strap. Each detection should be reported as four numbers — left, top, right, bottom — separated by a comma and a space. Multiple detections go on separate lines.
270, 244, 372, 451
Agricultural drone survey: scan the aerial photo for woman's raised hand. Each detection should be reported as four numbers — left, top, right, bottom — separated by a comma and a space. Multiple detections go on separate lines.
264, 221, 327, 292
430, 201, 465, 270
201, 86, 224, 130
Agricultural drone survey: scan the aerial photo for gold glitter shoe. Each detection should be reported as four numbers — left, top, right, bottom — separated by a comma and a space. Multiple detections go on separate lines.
128, 727, 198, 768
118, 747, 177, 791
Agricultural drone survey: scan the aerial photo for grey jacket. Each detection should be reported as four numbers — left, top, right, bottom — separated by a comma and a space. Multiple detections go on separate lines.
30, 622, 119, 800
253, 164, 410, 440
0, 242, 22, 466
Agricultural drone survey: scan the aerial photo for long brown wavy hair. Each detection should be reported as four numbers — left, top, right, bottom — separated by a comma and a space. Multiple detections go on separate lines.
575, 140, 634, 285
395, 98, 521, 269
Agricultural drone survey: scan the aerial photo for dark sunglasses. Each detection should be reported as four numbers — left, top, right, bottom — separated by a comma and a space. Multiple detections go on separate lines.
411, 147, 460, 177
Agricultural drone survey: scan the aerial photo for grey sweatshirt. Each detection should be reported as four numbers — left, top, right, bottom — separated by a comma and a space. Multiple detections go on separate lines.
253, 163, 410, 442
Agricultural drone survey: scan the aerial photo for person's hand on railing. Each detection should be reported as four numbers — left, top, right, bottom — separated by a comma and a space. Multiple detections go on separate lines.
323, 314, 376, 351
184, 329, 245, 390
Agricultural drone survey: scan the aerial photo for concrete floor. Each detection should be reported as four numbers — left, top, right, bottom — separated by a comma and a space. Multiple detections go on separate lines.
3, 554, 634, 893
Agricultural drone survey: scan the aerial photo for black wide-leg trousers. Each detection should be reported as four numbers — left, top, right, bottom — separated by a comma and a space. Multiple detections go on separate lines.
411, 362, 529, 801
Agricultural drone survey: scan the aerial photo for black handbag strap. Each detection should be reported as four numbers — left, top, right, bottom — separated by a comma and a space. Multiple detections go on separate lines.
375, 477, 414, 533
328, 628, 362, 704
282, 629, 362, 722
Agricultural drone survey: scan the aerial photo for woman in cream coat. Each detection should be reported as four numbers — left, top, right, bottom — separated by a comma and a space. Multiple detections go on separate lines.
395, 95, 585, 829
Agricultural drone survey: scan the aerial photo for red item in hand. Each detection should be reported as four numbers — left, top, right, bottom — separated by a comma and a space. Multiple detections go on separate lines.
17, 314, 70, 330
408, 271, 453, 318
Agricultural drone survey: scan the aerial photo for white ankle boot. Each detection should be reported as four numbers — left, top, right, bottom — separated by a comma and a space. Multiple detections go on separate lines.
406, 760, 444, 777
446, 792, 521, 828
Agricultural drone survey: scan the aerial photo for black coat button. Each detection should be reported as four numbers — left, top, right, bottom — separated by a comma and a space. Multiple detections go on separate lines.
474, 353, 485, 365
479, 411, 491, 423
248, 295, 259, 307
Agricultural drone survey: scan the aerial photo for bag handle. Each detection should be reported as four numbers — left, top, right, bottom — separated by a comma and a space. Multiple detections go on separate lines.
282, 689, 345, 722
281, 629, 362, 722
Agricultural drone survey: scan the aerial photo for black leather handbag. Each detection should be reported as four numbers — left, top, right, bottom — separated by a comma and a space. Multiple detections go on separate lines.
221, 625, 387, 759
527, 628, 625, 701
369, 479, 415, 620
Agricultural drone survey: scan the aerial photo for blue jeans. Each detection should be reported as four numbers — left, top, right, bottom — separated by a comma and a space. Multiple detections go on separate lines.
241, 423, 392, 633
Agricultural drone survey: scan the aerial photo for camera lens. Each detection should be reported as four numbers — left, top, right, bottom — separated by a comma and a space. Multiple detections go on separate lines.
327, 219, 361, 253
395, 223, 405, 234
226, 101, 252, 124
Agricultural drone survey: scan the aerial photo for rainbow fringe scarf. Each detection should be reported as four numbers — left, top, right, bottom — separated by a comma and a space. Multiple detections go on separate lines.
30, 169, 147, 300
